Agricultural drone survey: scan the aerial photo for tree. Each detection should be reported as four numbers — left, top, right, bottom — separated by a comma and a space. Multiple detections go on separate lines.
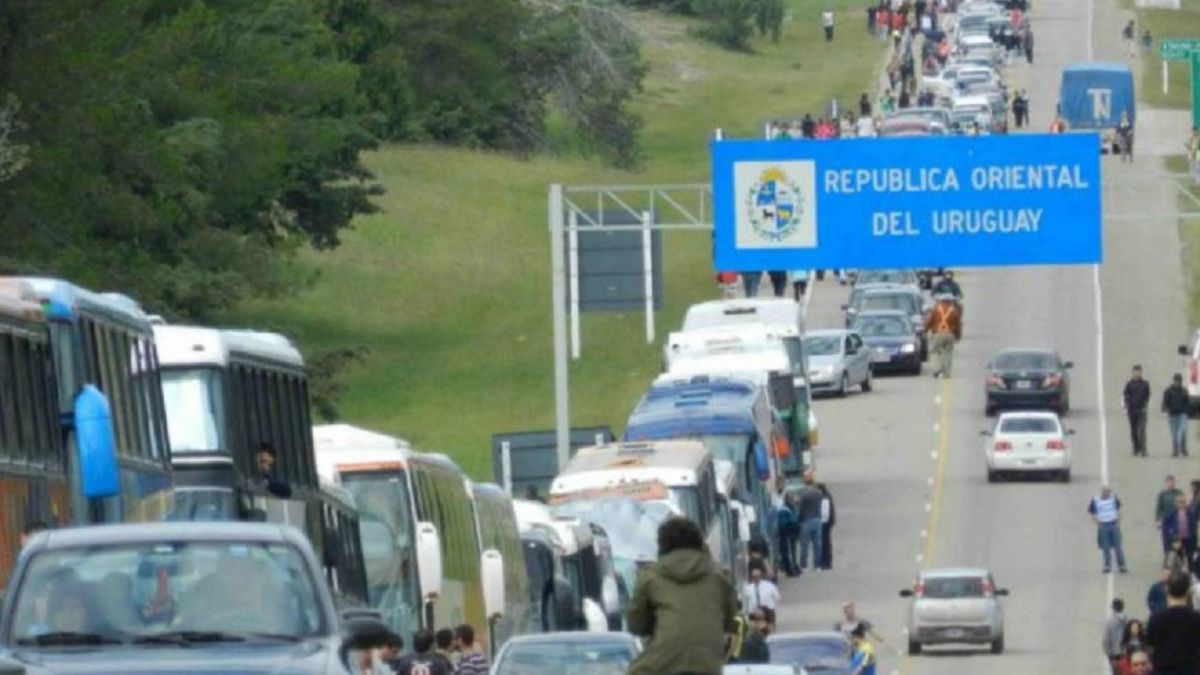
0, 94, 27, 183
0, 0, 381, 319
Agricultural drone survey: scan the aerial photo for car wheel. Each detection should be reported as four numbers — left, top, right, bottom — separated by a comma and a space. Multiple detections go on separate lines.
908, 640, 922, 655
909, 360, 922, 375
838, 373, 849, 398
1059, 469, 1071, 483
985, 403, 997, 417
861, 369, 873, 393
987, 470, 998, 483
990, 635, 1004, 654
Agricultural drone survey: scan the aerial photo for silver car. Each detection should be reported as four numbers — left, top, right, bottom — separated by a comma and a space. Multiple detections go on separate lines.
804, 329, 871, 397
490, 632, 641, 675
900, 567, 1008, 655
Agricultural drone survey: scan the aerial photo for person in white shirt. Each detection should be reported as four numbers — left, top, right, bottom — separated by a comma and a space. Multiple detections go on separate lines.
855, 115, 876, 137
822, 10, 835, 41
743, 566, 782, 627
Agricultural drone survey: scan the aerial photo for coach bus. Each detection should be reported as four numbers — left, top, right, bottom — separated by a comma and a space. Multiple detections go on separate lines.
0, 280, 69, 588
469, 481, 534, 647
314, 424, 506, 650
154, 324, 367, 606
16, 277, 173, 526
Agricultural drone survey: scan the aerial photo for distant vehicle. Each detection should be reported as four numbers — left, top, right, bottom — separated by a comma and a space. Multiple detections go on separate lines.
767, 631, 852, 675
843, 285, 928, 357
490, 632, 641, 675
724, 666, 804, 675
469, 482, 536, 647
952, 95, 999, 133
682, 298, 804, 336
852, 269, 920, 290
313, 424, 507, 651
901, 567, 1009, 655
1060, 62, 1135, 153
878, 118, 947, 137
1176, 332, 1200, 415
625, 376, 792, 544
803, 330, 872, 396
850, 310, 922, 375
984, 349, 1073, 415
0, 522, 388, 675
884, 107, 954, 131
983, 411, 1074, 483
512, 499, 620, 632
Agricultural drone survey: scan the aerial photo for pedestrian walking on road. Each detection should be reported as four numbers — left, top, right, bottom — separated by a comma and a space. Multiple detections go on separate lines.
1123, 21, 1137, 57
737, 610, 771, 664
1124, 365, 1151, 456
1126, 649, 1153, 675
1011, 90, 1028, 129
1050, 114, 1067, 133
393, 631, 453, 675
1022, 26, 1034, 64
452, 625, 489, 675
1157, 475, 1184, 557
767, 271, 789, 298
790, 269, 810, 300
818, 482, 835, 570
823, 10, 835, 41
924, 297, 961, 378
835, 602, 889, 650
1089, 485, 1129, 574
627, 517, 737, 675
795, 469, 825, 573
1103, 598, 1128, 674
859, 93, 872, 117
1145, 571, 1200, 674
1117, 112, 1134, 162
1163, 495, 1196, 571
1141, 30, 1153, 56
867, 4, 877, 33
1162, 374, 1190, 456
1122, 618, 1148, 658
774, 481, 799, 577
848, 625, 877, 675
742, 272, 763, 298
1148, 566, 1172, 616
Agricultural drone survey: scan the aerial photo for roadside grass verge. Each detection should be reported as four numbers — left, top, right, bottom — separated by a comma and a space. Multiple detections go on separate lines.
1132, 0, 1200, 109
224, 2, 887, 478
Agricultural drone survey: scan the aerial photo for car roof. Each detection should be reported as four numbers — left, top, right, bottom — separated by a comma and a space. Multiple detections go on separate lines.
919, 566, 992, 578
854, 309, 910, 319
997, 411, 1061, 421
993, 348, 1059, 358
502, 631, 639, 646
767, 631, 848, 644
861, 286, 920, 297
25, 521, 308, 553
805, 329, 852, 339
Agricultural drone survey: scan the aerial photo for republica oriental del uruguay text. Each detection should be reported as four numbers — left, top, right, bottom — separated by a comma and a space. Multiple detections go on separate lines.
824, 163, 1089, 237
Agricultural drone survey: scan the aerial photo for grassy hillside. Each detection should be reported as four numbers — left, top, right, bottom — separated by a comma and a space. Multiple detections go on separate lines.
225, 3, 886, 478
1134, 0, 1200, 109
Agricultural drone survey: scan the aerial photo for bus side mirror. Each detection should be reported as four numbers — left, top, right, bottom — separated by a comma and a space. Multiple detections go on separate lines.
416, 521, 443, 601
734, 503, 752, 543
481, 549, 506, 622
753, 442, 771, 482
74, 385, 119, 499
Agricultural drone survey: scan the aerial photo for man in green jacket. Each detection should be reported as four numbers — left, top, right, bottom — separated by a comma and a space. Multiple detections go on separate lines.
628, 517, 737, 675
1156, 475, 1184, 561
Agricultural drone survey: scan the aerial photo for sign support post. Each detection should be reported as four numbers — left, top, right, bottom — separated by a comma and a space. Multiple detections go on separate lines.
1165, 60, 1170, 95
1192, 51, 1200, 129
642, 210, 655, 345
548, 184, 571, 468
568, 210, 581, 359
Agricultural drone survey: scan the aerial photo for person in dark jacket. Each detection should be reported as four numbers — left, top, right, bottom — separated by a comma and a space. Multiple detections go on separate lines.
1145, 571, 1200, 673
628, 517, 737, 675
1124, 365, 1151, 456
1162, 374, 1190, 457
255, 442, 293, 498
818, 483, 836, 570
1147, 566, 1171, 617
738, 611, 771, 664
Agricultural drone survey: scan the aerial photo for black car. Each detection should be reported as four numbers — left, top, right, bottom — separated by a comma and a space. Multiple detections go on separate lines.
851, 310, 922, 375
767, 631, 852, 675
985, 349, 1073, 416
0, 522, 385, 675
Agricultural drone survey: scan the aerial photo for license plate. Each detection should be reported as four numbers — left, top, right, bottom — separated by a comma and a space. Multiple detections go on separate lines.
870, 352, 889, 363
1022, 459, 1038, 465
1015, 380, 1033, 389
943, 628, 965, 639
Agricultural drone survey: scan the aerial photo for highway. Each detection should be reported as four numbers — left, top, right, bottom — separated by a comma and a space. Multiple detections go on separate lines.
774, 0, 1193, 671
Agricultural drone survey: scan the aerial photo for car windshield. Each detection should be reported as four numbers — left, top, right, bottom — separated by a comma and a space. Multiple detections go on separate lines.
994, 352, 1058, 370
999, 418, 1059, 433
862, 294, 916, 313
552, 497, 676, 563
769, 638, 851, 669
804, 336, 842, 356
10, 541, 324, 645
923, 576, 986, 598
852, 316, 911, 337
495, 640, 636, 675
855, 270, 915, 286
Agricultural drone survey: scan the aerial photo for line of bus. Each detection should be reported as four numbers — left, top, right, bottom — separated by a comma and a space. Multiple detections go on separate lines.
313, 423, 523, 655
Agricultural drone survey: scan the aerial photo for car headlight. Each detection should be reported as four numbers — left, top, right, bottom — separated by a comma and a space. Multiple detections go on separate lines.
901, 343, 917, 353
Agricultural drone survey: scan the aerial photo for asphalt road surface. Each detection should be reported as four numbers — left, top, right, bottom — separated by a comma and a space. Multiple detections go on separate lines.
773, 0, 1193, 672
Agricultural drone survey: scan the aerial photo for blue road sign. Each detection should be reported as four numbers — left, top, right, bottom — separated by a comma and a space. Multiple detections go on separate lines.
712, 134, 1102, 271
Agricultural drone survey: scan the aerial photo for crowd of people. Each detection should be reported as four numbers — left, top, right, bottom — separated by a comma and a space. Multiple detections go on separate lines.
350, 624, 491, 675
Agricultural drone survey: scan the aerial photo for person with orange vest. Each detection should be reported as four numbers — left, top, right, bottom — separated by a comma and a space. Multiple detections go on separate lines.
924, 297, 962, 378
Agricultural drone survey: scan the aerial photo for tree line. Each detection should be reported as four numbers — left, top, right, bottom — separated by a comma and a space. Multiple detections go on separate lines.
0, 0, 781, 322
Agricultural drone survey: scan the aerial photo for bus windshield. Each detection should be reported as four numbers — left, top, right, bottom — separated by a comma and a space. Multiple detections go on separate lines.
690, 434, 753, 464
160, 368, 225, 453
552, 498, 675, 563
338, 471, 422, 641
10, 540, 324, 643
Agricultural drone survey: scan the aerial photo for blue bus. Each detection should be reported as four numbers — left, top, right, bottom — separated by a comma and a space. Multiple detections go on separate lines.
15, 277, 174, 526
623, 376, 784, 549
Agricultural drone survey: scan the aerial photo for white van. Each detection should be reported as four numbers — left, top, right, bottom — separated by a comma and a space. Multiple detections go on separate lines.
682, 298, 804, 334
664, 324, 798, 373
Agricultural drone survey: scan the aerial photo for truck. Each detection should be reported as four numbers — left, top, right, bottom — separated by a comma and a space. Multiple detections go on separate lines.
1059, 62, 1135, 154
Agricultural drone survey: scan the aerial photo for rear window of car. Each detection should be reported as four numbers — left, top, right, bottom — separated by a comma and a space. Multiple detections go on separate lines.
924, 576, 985, 598
994, 352, 1058, 370
999, 418, 1058, 434
863, 294, 916, 312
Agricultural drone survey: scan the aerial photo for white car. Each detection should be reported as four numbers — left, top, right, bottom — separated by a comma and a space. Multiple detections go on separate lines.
983, 411, 1074, 483
901, 567, 1008, 655
803, 329, 872, 396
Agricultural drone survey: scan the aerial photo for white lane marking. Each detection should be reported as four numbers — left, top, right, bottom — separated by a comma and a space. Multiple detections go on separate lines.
1095, 263, 1111, 675
927, 477, 935, 486
933, 395, 941, 406
930, 450, 937, 460
933, 422, 940, 433
920, 528, 928, 538
924, 502, 932, 512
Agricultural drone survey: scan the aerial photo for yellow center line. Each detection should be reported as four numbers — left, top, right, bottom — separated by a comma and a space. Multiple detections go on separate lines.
898, 377, 953, 675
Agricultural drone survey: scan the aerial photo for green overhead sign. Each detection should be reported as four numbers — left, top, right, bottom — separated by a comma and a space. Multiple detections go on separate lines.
1161, 38, 1200, 61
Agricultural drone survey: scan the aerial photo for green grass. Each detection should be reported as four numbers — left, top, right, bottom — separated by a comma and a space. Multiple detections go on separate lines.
1165, 155, 1200, 327
223, 2, 887, 479
1134, 0, 1200, 108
